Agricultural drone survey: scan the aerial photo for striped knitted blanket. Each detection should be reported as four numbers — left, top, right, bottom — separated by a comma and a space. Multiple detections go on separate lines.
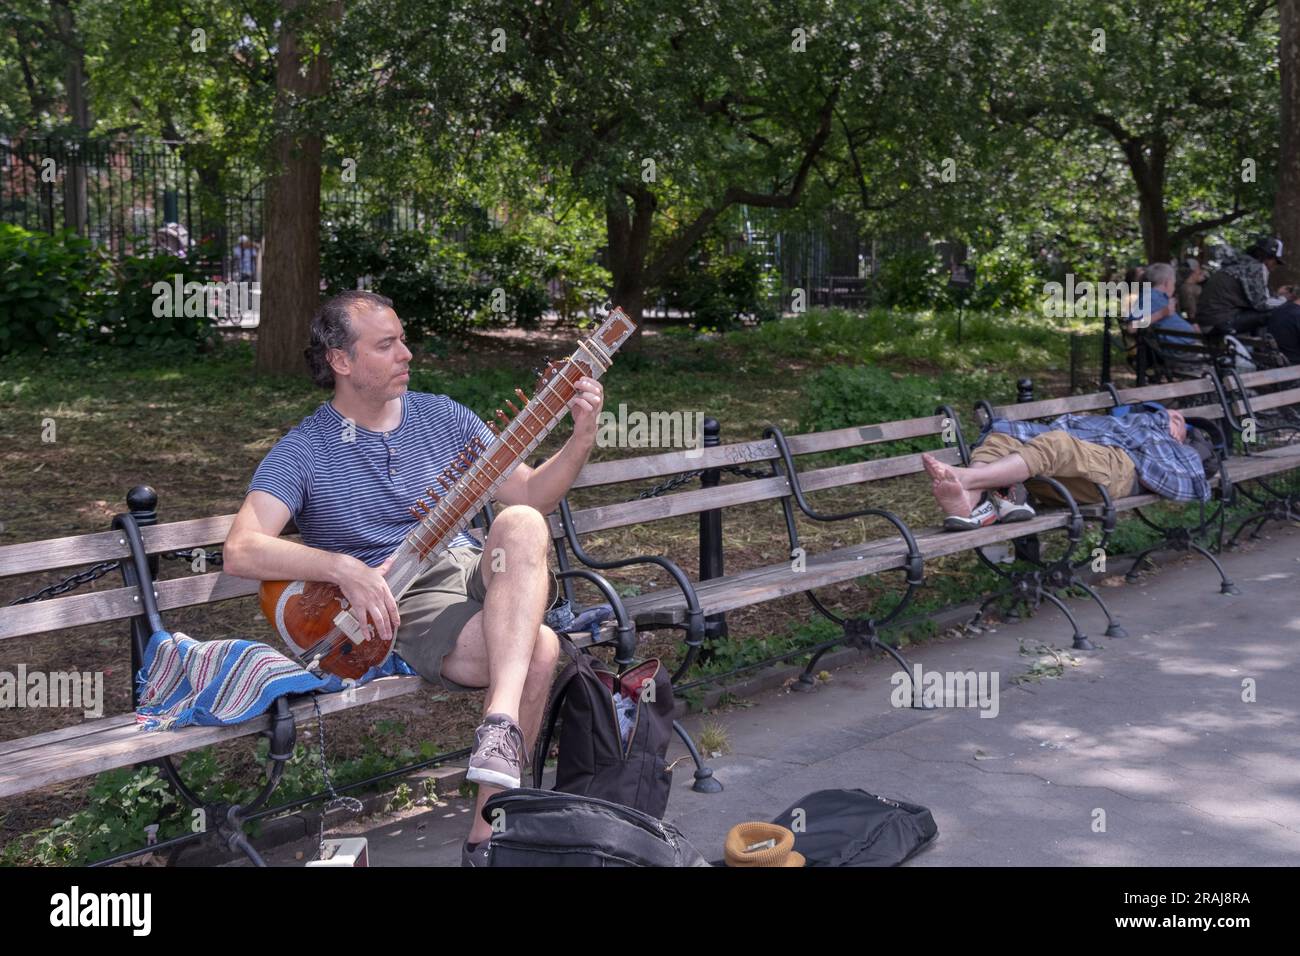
135, 630, 414, 731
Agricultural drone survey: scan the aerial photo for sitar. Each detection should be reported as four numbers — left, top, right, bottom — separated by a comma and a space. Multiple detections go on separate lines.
259, 306, 636, 679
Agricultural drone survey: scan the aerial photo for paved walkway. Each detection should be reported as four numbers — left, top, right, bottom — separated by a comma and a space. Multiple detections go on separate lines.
255, 523, 1300, 866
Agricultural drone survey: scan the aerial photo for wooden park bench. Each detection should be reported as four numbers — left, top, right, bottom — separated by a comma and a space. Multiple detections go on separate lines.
0, 488, 717, 866
546, 367, 1300, 681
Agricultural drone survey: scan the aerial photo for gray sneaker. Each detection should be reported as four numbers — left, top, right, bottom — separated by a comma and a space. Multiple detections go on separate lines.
466, 712, 526, 789
461, 839, 490, 867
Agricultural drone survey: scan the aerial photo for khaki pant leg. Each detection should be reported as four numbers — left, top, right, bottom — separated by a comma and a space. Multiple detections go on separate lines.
970, 431, 1028, 466
1016, 431, 1137, 506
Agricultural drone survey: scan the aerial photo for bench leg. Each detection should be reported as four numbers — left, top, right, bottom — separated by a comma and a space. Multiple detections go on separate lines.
1037, 589, 1095, 651
1189, 542, 1239, 595
1073, 581, 1129, 638
793, 619, 934, 710
672, 720, 724, 794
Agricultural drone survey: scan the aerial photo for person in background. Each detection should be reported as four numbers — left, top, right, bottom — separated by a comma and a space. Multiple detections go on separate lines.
1197, 236, 1287, 335
1126, 262, 1200, 350
1266, 285, 1300, 364
1120, 265, 1147, 318
1177, 257, 1206, 324
236, 235, 258, 284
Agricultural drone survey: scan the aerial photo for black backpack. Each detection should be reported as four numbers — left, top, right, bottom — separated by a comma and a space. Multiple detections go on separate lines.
770, 789, 938, 866
531, 635, 676, 819
481, 788, 709, 867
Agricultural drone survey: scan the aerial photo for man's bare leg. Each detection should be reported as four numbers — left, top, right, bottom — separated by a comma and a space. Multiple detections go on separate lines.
922, 452, 1032, 513
437, 505, 559, 846
443, 614, 559, 846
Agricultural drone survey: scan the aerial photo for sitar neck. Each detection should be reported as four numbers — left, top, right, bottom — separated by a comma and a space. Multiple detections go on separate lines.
384, 308, 635, 599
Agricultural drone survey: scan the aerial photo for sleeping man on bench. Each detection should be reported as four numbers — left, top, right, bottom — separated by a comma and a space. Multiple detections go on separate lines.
921, 406, 1212, 531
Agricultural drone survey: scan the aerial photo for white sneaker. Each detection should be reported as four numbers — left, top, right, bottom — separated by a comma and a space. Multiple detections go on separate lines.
990, 484, 1035, 522
943, 495, 998, 532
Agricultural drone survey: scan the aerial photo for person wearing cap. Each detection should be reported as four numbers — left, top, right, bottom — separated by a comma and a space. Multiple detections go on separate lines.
1196, 236, 1287, 335
1177, 257, 1206, 323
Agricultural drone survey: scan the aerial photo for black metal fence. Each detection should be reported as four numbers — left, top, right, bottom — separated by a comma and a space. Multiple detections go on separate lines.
0, 136, 429, 281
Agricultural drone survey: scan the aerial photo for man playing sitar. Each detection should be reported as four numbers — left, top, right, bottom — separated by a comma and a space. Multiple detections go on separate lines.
223, 290, 613, 866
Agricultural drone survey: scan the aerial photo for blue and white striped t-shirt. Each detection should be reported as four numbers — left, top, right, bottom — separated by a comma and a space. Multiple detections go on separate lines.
248, 392, 497, 567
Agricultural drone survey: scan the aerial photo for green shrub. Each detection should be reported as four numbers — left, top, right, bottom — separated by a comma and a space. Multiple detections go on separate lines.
97, 251, 217, 350
967, 246, 1040, 311
655, 232, 778, 327
0, 224, 107, 355
874, 249, 946, 309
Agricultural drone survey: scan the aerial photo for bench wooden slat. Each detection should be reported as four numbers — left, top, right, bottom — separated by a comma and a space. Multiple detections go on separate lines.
570, 415, 950, 489
139, 515, 237, 552
991, 392, 1114, 421
783, 415, 949, 455
0, 674, 432, 798
557, 447, 963, 538
572, 439, 778, 488
0, 571, 261, 642
0, 530, 130, 579
1237, 365, 1300, 388
1116, 378, 1217, 404
1233, 386, 1300, 416
623, 510, 1075, 620
1227, 446, 1300, 481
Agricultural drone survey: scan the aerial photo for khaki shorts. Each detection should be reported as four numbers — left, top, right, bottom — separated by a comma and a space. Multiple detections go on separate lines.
973, 430, 1140, 505
392, 545, 560, 693
394, 546, 489, 693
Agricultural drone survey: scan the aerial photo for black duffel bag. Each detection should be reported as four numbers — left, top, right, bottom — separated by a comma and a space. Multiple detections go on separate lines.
771, 788, 938, 866
482, 788, 709, 867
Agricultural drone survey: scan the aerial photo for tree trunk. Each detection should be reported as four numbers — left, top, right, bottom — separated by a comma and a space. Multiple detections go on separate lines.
255, 0, 338, 377
1276, 0, 1300, 289
52, 0, 90, 236
604, 188, 656, 345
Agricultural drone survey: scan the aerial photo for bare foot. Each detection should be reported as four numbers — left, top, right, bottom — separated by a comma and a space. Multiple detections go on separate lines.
922, 453, 973, 516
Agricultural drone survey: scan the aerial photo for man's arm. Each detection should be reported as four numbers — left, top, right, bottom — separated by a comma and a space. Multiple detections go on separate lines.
223, 491, 402, 644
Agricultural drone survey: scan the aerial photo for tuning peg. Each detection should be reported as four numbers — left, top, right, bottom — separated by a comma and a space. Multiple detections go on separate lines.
437, 473, 453, 492
457, 452, 473, 470
487, 421, 501, 436
426, 487, 440, 502
505, 399, 519, 416
514, 388, 529, 405
496, 409, 510, 426
412, 500, 432, 518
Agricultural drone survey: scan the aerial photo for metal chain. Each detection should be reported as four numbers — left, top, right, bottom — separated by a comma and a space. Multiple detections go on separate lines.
6, 560, 121, 606
721, 464, 777, 480
632, 462, 776, 500
635, 470, 704, 499
159, 548, 224, 567
309, 695, 363, 862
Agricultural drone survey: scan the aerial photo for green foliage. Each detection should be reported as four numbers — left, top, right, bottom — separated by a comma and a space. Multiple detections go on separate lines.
0, 225, 106, 355
967, 245, 1040, 311
0, 225, 219, 356
97, 251, 218, 350
655, 232, 778, 327
875, 249, 947, 309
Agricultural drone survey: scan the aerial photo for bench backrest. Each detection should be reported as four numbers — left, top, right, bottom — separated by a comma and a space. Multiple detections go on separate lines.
552, 411, 966, 539
0, 513, 258, 642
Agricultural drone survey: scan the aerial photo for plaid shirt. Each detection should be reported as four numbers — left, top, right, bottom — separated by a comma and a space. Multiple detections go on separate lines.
988, 410, 1210, 502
